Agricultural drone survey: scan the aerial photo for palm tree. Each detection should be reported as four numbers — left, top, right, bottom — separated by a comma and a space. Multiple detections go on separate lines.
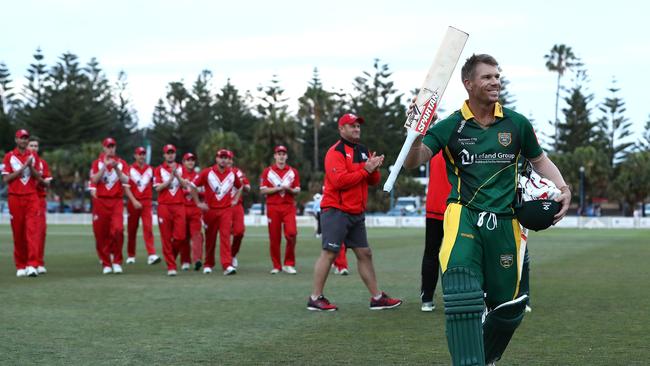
545, 44, 582, 149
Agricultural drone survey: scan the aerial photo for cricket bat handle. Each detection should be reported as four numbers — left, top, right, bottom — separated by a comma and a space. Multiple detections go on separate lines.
383, 130, 420, 192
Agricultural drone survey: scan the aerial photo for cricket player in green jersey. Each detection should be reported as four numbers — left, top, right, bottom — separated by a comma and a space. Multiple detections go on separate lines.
404, 54, 571, 365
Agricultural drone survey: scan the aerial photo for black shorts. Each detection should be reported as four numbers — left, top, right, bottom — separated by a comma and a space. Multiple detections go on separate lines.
320, 208, 369, 253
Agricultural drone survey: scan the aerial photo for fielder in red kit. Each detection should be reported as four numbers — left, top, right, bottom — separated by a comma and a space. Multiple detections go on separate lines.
181, 152, 205, 271
225, 150, 250, 269
125, 146, 161, 266
154, 144, 190, 276
260, 145, 301, 275
27, 138, 52, 275
191, 149, 241, 276
2, 129, 46, 277
89, 137, 133, 275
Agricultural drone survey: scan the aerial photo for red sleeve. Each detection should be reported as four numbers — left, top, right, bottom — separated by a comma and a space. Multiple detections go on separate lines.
260, 167, 271, 188
234, 173, 242, 189
42, 160, 51, 178
291, 168, 300, 188
90, 159, 99, 177
153, 166, 162, 186
2, 153, 12, 174
324, 150, 369, 190
194, 169, 206, 187
367, 169, 381, 186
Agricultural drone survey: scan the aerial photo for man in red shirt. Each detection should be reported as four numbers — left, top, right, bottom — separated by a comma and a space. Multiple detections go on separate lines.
420, 152, 452, 312
154, 144, 189, 276
225, 150, 250, 268
89, 137, 133, 275
181, 152, 204, 271
260, 145, 301, 274
191, 149, 241, 275
125, 146, 161, 266
307, 113, 402, 311
3, 129, 45, 277
27, 137, 52, 275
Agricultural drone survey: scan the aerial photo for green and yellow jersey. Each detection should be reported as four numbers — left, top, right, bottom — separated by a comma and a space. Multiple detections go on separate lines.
422, 101, 543, 216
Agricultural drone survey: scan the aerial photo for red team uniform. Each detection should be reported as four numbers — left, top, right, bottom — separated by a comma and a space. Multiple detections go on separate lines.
90, 154, 130, 269
192, 163, 242, 271
260, 161, 300, 272
154, 162, 187, 271
34, 156, 51, 270
182, 164, 204, 266
230, 166, 249, 260
126, 161, 157, 259
3, 143, 42, 273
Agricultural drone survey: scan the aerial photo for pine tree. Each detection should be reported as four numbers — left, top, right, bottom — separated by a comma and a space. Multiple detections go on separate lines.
597, 78, 633, 166
638, 115, 650, 151
297, 68, 345, 172
545, 44, 582, 149
555, 70, 598, 154
0, 62, 19, 151
113, 71, 138, 155
498, 76, 516, 109
214, 79, 258, 143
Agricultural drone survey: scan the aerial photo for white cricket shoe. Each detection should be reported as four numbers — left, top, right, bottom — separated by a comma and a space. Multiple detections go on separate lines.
282, 265, 297, 275
147, 254, 161, 265
167, 270, 177, 276
203, 267, 213, 274
270, 268, 280, 274
102, 266, 113, 275
37, 266, 47, 274
126, 257, 136, 264
223, 266, 237, 276
26, 266, 39, 277
181, 262, 191, 271
112, 264, 123, 274
232, 257, 238, 268
421, 302, 435, 312
525, 305, 532, 313
16, 269, 27, 277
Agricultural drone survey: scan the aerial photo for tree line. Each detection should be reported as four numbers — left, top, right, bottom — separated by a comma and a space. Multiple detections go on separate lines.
1, 45, 649, 215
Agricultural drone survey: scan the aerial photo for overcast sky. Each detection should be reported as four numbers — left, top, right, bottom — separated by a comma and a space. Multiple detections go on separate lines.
3, 0, 648, 145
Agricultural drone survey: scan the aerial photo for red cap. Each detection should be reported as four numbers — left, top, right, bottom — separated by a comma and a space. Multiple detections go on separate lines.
15, 129, 30, 138
102, 137, 116, 147
274, 145, 288, 153
183, 152, 196, 161
163, 144, 176, 153
134, 146, 146, 155
338, 113, 364, 127
216, 149, 230, 158
226, 150, 234, 158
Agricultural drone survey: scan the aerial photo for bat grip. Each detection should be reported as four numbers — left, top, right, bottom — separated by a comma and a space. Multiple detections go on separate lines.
383, 130, 420, 192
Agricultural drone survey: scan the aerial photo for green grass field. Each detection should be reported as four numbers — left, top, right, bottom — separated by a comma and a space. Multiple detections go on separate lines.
1, 225, 649, 365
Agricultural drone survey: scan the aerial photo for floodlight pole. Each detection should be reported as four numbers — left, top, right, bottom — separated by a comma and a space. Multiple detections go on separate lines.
579, 166, 585, 216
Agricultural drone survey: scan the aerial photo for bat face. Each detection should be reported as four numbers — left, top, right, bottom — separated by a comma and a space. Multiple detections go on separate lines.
405, 88, 441, 135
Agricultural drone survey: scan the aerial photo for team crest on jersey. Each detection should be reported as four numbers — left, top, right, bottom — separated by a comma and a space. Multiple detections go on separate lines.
207, 170, 235, 201
267, 169, 295, 197
10, 155, 31, 185
500, 254, 514, 268
130, 167, 152, 193
498, 132, 512, 147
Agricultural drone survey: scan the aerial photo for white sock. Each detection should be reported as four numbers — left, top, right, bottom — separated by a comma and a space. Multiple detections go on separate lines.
311, 295, 320, 301
373, 293, 383, 300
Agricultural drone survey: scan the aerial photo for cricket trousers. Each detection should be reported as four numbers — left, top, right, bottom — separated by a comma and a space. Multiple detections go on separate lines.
204, 207, 233, 270
92, 197, 125, 267
157, 203, 187, 271
8, 194, 40, 269
333, 243, 348, 270
231, 204, 245, 258
266, 203, 297, 270
126, 200, 156, 257
37, 196, 47, 267
183, 205, 204, 263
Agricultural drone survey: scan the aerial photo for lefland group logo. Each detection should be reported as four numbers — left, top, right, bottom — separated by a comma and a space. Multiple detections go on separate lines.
459, 149, 516, 166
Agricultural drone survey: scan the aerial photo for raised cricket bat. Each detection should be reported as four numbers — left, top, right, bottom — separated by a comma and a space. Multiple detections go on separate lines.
383, 26, 468, 192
